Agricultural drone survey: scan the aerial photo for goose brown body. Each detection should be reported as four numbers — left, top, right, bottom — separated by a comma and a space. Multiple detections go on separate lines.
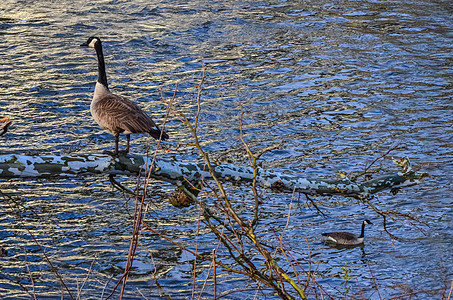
81, 37, 168, 155
91, 83, 165, 140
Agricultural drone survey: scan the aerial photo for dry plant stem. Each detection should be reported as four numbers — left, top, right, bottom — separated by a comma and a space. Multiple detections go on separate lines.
283, 188, 295, 233
25, 257, 37, 300
361, 197, 425, 241
309, 273, 335, 300
26, 226, 74, 299
276, 236, 325, 297
368, 263, 382, 300
192, 199, 204, 299
111, 96, 173, 299
194, 62, 205, 132
448, 280, 453, 300
213, 249, 217, 300
137, 241, 172, 300
217, 287, 272, 299
1, 192, 75, 300
109, 174, 135, 195
239, 105, 260, 226
76, 256, 97, 300
197, 249, 213, 299
356, 278, 365, 299
386, 288, 449, 300
113, 152, 150, 299
101, 276, 114, 299
238, 108, 306, 299
143, 218, 251, 278
278, 235, 301, 287
183, 71, 246, 230
200, 208, 250, 274
304, 193, 325, 216
203, 202, 302, 299
179, 70, 306, 299
239, 106, 287, 227
141, 222, 205, 260
259, 245, 307, 299
305, 238, 311, 290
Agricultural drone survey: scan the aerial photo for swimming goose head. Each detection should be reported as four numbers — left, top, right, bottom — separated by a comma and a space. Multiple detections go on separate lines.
363, 219, 372, 226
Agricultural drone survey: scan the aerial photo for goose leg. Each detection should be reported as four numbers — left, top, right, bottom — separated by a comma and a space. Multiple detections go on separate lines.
114, 133, 119, 155
117, 134, 130, 155
125, 134, 130, 153
103, 133, 120, 156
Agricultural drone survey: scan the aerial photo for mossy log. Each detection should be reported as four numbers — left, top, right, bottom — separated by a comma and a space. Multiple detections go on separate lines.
0, 153, 425, 199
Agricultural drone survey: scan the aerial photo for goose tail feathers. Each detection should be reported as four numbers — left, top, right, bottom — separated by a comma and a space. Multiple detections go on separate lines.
149, 128, 169, 141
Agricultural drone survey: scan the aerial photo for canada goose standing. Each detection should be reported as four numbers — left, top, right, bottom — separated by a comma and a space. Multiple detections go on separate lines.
80, 37, 168, 155
322, 220, 373, 245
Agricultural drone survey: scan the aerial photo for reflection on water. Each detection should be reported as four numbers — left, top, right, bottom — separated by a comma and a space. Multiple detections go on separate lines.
1, 0, 452, 298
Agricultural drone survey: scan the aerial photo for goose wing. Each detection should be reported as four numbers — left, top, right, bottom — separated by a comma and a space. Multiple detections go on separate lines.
322, 232, 357, 242
93, 94, 168, 140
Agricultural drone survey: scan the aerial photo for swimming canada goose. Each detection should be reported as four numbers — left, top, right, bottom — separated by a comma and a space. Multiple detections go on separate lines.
80, 37, 169, 155
322, 219, 373, 245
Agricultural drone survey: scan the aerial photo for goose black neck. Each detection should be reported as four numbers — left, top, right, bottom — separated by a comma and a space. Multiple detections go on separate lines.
359, 222, 366, 238
94, 41, 108, 89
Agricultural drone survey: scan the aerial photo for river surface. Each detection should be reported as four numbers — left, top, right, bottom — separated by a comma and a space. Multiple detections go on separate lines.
1, 0, 452, 299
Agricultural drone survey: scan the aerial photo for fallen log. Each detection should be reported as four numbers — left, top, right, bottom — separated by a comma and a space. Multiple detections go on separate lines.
0, 153, 426, 199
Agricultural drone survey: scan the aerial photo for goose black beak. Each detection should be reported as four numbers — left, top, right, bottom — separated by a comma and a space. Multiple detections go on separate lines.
80, 42, 89, 47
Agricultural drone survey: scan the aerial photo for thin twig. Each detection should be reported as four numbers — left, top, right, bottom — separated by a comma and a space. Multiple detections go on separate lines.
213, 249, 217, 300
368, 263, 382, 300
278, 235, 300, 286
351, 142, 401, 181
137, 241, 172, 300
305, 237, 311, 291
113, 87, 175, 300
239, 105, 260, 227
76, 255, 97, 300
447, 279, 453, 300
141, 222, 205, 260
191, 197, 203, 299
108, 174, 136, 195
24, 255, 37, 300
304, 193, 326, 216
386, 287, 449, 300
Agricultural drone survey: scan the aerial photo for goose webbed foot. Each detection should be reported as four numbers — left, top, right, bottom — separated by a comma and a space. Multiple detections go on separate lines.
118, 149, 129, 155
102, 149, 129, 156
103, 150, 119, 156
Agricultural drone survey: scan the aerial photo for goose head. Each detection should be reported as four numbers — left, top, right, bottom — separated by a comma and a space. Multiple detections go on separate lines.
363, 219, 373, 225
80, 36, 101, 48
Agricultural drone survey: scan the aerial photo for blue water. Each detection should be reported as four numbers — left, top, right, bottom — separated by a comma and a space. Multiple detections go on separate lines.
1, 0, 452, 298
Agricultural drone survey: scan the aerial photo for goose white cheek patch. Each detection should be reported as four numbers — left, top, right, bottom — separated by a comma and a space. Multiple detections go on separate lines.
88, 39, 98, 48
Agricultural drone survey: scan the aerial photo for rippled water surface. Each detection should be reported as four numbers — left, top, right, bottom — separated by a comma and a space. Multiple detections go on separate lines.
1, 0, 452, 299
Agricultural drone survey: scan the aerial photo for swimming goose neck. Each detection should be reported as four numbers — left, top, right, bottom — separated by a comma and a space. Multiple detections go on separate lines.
359, 222, 366, 238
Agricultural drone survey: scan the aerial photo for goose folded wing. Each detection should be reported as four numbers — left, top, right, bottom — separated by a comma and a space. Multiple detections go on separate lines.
94, 95, 160, 134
